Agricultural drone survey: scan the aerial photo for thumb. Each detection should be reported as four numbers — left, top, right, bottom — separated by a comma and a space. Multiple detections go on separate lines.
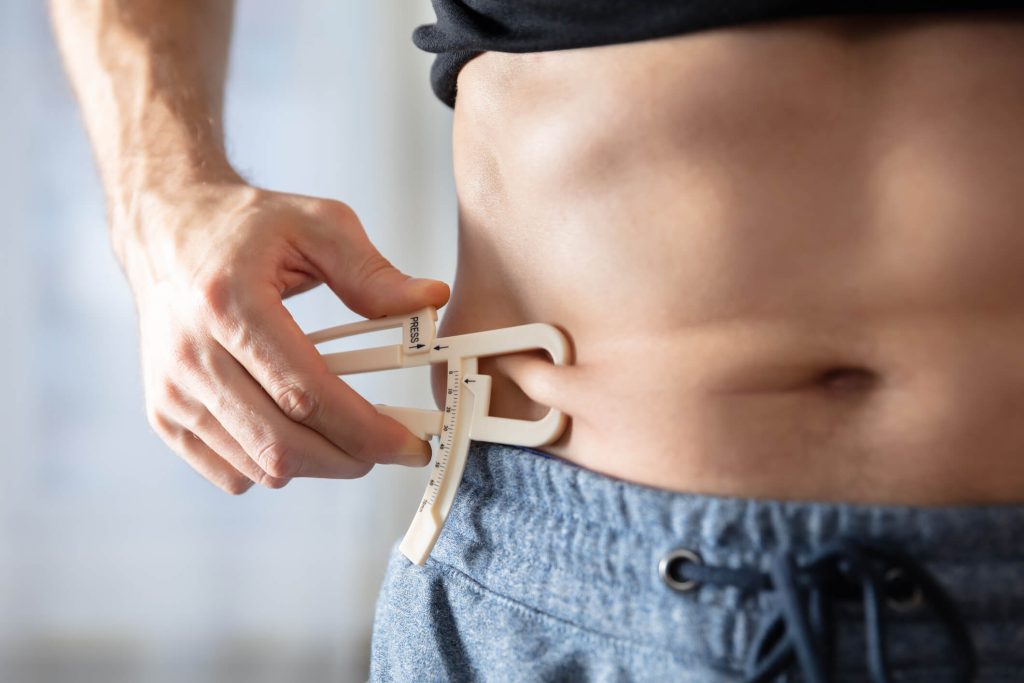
323, 237, 450, 319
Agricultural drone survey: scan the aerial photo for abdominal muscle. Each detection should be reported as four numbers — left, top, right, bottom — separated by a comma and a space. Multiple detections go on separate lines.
430, 11, 1024, 504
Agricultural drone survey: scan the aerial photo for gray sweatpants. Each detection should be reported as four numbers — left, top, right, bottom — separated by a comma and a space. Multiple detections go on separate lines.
371, 441, 1024, 682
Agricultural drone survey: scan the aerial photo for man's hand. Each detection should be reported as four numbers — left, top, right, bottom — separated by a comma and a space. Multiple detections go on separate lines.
49, 1, 450, 493
124, 183, 449, 494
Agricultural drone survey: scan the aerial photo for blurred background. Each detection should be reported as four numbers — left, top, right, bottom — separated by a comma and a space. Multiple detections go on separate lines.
0, 1, 456, 681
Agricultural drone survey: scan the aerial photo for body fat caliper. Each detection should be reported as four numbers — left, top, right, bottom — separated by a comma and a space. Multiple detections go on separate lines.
306, 307, 570, 565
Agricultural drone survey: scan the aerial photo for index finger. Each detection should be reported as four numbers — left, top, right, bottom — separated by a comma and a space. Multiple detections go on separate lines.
205, 281, 431, 466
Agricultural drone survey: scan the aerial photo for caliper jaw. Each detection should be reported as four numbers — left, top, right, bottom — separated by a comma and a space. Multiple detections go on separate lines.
307, 306, 570, 564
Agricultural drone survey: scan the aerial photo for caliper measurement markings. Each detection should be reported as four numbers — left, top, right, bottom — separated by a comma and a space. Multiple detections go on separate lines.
421, 367, 460, 512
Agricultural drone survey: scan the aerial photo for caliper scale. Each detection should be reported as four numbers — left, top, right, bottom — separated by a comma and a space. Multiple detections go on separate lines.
306, 307, 570, 565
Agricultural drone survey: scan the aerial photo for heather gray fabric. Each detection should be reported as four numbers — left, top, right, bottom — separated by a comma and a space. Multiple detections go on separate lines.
370, 441, 1024, 681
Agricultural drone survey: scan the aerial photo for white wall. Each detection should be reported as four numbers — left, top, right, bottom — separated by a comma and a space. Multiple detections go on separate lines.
0, 1, 456, 681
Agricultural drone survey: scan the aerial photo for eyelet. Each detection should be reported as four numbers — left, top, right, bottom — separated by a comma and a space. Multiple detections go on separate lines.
659, 548, 704, 593
884, 567, 923, 612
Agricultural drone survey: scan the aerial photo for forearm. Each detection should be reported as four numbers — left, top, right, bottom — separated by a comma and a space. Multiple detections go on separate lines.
49, 0, 241, 256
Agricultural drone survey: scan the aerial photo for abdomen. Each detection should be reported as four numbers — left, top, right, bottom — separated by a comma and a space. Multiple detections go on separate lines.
436, 11, 1024, 504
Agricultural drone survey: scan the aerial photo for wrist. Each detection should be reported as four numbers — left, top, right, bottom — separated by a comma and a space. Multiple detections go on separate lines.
108, 147, 243, 219
109, 174, 253, 297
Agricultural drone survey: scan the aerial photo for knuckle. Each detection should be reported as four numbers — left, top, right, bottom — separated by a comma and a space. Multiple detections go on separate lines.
146, 405, 173, 437
346, 254, 399, 319
196, 274, 236, 321
363, 404, 400, 452
220, 477, 253, 496
169, 334, 201, 371
188, 407, 217, 434
204, 389, 232, 421
342, 408, 377, 462
316, 199, 359, 226
155, 377, 185, 407
223, 317, 257, 355
354, 251, 395, 284
162, 427, 204, 467
349, 461, 374, 479
257, 473, 290, 490
173, 427, 201, 453
360, 437, 396, 466
152, 379, 209, 428
255, 439, 300, 479
274, 382, 321, 425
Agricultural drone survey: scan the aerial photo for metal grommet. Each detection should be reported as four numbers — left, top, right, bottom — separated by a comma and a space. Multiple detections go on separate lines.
659, 548, 704, 593
883, 567, 924, 612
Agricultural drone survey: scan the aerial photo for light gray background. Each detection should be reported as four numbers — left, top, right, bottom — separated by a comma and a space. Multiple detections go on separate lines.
0, 1, 457, 681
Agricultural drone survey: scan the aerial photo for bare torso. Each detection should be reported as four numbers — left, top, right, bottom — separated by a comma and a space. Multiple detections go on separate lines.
432, 11, 1024, 504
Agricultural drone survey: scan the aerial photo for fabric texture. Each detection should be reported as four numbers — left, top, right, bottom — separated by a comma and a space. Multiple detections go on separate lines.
370, 440, 1024, 682
412, 1, 1024, 106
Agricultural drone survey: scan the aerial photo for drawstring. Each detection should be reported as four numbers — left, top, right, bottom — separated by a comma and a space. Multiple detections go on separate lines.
665, 538, 976, 682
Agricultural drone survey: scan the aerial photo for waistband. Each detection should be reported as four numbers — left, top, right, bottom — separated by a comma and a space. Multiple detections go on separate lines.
428, 441, 1024, 677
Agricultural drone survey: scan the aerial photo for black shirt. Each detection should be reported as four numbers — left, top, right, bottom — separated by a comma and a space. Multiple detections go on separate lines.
413, 0, 1023, 107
